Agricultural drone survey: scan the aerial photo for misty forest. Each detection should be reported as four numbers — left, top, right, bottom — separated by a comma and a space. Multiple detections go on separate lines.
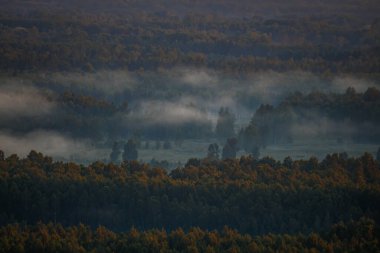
1, 0, 380, 252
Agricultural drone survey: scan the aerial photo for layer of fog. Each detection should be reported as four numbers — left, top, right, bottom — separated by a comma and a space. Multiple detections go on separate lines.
40, 68, 378, 102
36, 68, 380, 127
0, 81, 55, 119
0, 130, 107, 163
129, 99, 209, 125
291, 117, 356, 138
0, 69, 379, 162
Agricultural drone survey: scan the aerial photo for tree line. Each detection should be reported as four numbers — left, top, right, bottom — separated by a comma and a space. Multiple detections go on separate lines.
0, 150, 379, 235
0, 8, 379, 74
239, 87, 380, 147
0, 218, 378, 253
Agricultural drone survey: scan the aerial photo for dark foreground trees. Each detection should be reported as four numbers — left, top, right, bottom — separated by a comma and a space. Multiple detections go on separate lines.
0, 218, 379, 253
0, 150, 379, 236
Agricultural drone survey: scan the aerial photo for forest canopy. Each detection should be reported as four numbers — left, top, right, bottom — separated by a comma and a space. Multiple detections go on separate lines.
0, 150, 379, 235
0, 0, 379, 74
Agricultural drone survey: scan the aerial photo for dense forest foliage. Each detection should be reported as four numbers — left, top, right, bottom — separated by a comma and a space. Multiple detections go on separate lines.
0, 0, 379, 74
1, 218, 379, 253
239, 86, 380, 148
1, 150, 379, 236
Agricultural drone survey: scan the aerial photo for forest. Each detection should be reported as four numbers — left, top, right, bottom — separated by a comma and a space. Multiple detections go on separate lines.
0, 9, 380, 75
1, 219, 379, 252
1, 0, 380, 252
0, 150, 380, 251
1, 150, 380, 234
0, 1, 379, 74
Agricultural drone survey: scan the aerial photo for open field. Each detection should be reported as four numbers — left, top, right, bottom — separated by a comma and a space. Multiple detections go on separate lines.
56, 138, 380, 166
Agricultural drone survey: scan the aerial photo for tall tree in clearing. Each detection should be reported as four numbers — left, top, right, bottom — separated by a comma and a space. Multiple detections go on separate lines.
122, 139, 138, 161
222, 138, 238, 159
215, 107, 235, 139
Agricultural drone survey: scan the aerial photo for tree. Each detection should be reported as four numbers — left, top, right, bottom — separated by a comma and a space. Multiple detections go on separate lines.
283, 156, 293, 168
377, 147, 380, 161
0, 150, 4, 161
215, 107, 235, 139
109, 142, 122, 163
238, 123, 261, 158
363, 87, 380, 102
207, 143, 220, 160
222, 138, 238, 159
122, 139, 138, 161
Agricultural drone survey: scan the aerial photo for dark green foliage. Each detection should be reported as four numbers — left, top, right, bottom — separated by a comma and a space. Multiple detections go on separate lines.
238, 122, 261, 157
0, 219, 379, 253
1, 150, 379, 235
122, 139, 138, 161
207, 143, 220, 160
222, 138, 238, 159
109, 142, 121, 163
184, 158, 201, 167
247, 87, 380, 144
283, 156, 293, 168
0, 3, 379, 74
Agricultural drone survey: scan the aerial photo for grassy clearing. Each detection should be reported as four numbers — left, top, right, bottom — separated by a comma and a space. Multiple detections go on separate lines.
54, 138, 379, 166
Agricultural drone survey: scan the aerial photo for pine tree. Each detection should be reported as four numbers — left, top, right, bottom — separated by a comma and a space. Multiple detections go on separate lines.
122, 139, 138, 161
215, 107, 235, 139
109, 142, 121, 163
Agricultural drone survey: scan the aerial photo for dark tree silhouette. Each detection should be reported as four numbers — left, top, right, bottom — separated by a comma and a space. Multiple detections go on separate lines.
122, 139, 138, 161
283, 156, 293, 168
109, 142, 122, 163
207, 143, 220, 160
239, 122, 261, 158
222, 138, 238, 159
215, 107, 235, 139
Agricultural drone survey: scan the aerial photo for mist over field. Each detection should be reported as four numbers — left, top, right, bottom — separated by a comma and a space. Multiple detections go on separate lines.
0, 69, 379, 163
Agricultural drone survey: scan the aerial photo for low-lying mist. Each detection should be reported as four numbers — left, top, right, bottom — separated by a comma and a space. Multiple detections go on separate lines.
0, 82, 55, 119
0, 130, 106, 163
0, 68, 379, 163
